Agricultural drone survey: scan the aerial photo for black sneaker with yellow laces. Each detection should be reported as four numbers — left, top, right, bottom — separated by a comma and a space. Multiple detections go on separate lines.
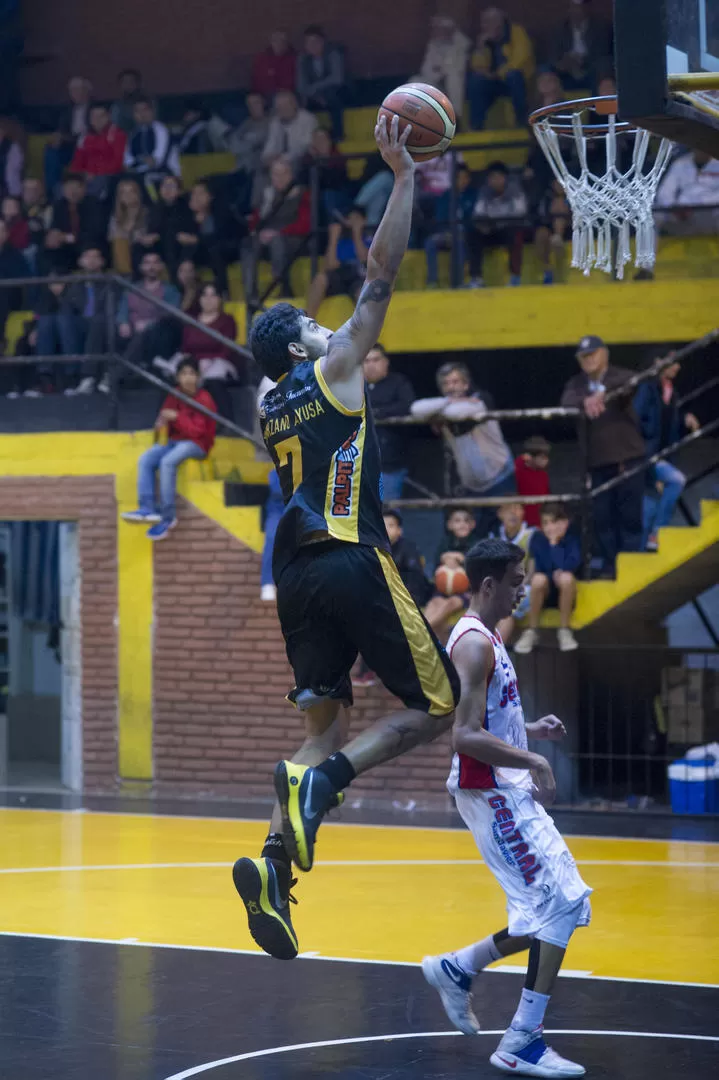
232, 856, 298, 960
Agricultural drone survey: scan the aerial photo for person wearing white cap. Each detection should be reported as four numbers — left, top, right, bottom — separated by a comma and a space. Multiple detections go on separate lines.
416, 15, 471, 121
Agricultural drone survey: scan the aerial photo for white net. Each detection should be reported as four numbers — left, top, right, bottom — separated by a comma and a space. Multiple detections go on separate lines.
531, 109, 673, 279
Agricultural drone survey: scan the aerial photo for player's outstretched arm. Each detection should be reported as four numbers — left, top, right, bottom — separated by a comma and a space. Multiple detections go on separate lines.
451, 634, 556, 804
321, 115, 415, 410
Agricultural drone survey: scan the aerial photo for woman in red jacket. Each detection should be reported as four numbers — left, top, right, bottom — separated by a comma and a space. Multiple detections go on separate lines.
122, 357, 217, 541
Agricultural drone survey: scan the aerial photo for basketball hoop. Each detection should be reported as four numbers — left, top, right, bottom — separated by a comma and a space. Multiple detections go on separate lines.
529, 96, 673, 279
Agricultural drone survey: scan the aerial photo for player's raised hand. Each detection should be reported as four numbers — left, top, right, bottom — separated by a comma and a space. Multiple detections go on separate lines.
528, 714, 567, 741
375, 114, 414, 177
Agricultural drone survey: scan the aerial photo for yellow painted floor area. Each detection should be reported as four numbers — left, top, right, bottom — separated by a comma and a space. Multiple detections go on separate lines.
1, 809, 718, 987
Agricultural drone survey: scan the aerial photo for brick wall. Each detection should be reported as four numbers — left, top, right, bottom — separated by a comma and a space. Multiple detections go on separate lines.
153, 500, 454, 808
0, 477, 118, 789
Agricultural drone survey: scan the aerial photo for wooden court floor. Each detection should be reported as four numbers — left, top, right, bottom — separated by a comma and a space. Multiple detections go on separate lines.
1, 807, 718, 986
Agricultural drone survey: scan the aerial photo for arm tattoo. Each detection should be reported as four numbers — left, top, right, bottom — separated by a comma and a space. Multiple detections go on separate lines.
358, 279, 391, 306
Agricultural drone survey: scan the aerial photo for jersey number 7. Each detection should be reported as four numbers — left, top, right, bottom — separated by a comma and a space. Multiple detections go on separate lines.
275, 434, 303, 498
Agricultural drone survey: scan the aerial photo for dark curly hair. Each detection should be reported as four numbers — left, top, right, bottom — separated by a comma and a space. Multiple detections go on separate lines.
250, 303, 304, 381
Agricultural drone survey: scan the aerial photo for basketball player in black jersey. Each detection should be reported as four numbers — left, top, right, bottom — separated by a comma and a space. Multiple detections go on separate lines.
233, 115, 460, 960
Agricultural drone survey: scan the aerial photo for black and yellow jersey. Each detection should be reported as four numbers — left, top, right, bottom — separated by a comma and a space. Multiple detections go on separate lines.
260, 358, 389, 580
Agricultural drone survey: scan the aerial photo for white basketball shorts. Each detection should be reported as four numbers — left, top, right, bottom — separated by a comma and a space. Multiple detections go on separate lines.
455, 785, 592, 947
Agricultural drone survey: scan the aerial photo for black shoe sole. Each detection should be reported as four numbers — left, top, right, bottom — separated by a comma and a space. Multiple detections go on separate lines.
232, 858, 298, 961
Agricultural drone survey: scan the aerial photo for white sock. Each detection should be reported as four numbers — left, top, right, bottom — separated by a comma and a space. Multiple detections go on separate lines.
452, 934, 502, 977
511, 988, 551, 1032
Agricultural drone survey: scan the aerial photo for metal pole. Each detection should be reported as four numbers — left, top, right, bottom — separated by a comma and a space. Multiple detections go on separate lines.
309, 161, 320, 281
577, 412, 593, 579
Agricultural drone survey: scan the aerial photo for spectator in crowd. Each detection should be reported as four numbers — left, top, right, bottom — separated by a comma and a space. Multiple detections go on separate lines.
116, 251, 180, 367
306, 208, 367, 318
70, 103, 127, 199
634, 355, 700, 551
0, 115, 23, 198
0, 216, 28, 345
383, 509, 432, 609
260, 469, 284, 602
514, 434, 551, 527
468, 7, 535, 130
175, 258, 201, 316
523, 72, 565, 208
136, 174, 193, 276
180, 181, 237, 297
124, 98, 180, 191
22, 177, 52, 264
43, 172, 105, 274
467, 160, 528, 286
251, 31, 297, 100
423, 162, 477, 287
299, 127, 349, 222
491, 500, 534, 642
553, 0, 613, 91
296, 25, 347, 140
424, 508, 479, 641
261, 90, 317, 169
4, 318, 46, 397
241, 156, 310, 302
416, 15, 470, 121
655, 149, 719, 235
62, 245, 114, 395
43, 76, 91, 196
111, 68, 146, 133
515, 503, 580, 654
175, 103, 212, 156
561, 335, 645, 576
30, 274, 78, 391
532, 178, 571, 284
122, 356, 217, 541
363, 343, 415, 501
108, 177, 148, 274
353, 156, 394, 226
2, 194, 28, 251
411, 360, 515, 533
226, 92, 270, 208
415, 153, 458, 223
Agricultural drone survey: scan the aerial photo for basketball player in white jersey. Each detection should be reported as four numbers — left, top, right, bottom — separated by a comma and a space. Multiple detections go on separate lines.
422, 538, 591, 1078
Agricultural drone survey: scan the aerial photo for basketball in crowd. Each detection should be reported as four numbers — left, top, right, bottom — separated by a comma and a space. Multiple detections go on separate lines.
377, 82, 456, 161
434, 564, 470, 596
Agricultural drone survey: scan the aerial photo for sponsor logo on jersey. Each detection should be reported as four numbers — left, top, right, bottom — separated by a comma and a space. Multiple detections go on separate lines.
331, 429, 360, 517
488, 794, 542, 886
498, 678, 520, 709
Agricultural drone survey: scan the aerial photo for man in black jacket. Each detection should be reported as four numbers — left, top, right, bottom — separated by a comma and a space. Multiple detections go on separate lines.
42, 173, 106, 274
297, 25, 347, 140
363, 343, 415, 501
383, 509, 432, 609
561, 335, 645, 575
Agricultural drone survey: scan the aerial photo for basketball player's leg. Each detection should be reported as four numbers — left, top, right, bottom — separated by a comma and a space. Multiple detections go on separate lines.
273, 545, 460, 872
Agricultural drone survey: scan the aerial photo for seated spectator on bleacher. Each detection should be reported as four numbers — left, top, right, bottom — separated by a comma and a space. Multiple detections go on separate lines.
415, 154, 456, 221
226, 92, 270, 201
299, 127, 350, 222
363, 343, 415, 501
2, 195, 29, 252
179, 181, 237, 298
136, 174, 192, 276
423, 163, 477, 287
561, 335, 645, 577
175, 258, 201, 316
117, 251, 180, 366
175, 103, 212, 156
490, 501, 534, 643
43, 172, 105, 274
411, 361, 515, 534
634, 355, 700, 551
515, 435, 551, 527
0, 216, 28, 348
424, 508, 480, 642
122, 356, 217, 541
43, 76, 91, 197
306, 208, 367, 318
468, 7, 535, 130
63, 245, 114, 395
251, 31, 297, 100
353, 154, 394, 227
0, 115, 23, 198
108, 177, 148, 274
22, 178, 52, 265
532, 178, 570, 285
655, 149, 719, 235
4, 318, 45, 397
514, 503, 580, 654
552, 0, 613, 92
261, 90, 317, 170
124, 98, 180, 192
297, 25, 347, 141
467, 161, 528, 287
383, 509, 433, 609
30, 275, 77, 392
241, 156, 310, 302
111, 68, 147, 134
70, 104, 127, 199
416, 15, 470, 122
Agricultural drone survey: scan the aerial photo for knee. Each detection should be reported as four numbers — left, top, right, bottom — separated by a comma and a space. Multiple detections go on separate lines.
531, 573, 549, 591
555, 571, 575, 589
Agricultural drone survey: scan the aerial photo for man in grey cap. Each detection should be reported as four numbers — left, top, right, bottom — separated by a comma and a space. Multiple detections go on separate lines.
561, 335, 645, 576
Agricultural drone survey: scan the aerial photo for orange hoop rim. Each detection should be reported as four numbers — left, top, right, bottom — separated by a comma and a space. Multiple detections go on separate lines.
529, 95, 636, 138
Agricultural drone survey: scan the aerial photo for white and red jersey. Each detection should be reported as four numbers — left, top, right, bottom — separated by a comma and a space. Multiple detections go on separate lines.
446, 613, 533, 794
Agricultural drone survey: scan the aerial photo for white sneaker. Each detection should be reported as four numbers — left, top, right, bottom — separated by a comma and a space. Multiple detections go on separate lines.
490, 1027, 585, 1077
23, 388, 42, 398
260, 584, 277, 602
152, 356, 176, 377
421, 954, 480, 1036
76, 376, 96, 395
514, 629, 538, 655
557, 628, 578, 652
98, 374, 110, 394
466, 277, 485, 289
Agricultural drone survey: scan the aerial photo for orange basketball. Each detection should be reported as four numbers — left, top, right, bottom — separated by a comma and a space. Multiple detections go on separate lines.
435, 565, 470, 597
377, 82, 456, 161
